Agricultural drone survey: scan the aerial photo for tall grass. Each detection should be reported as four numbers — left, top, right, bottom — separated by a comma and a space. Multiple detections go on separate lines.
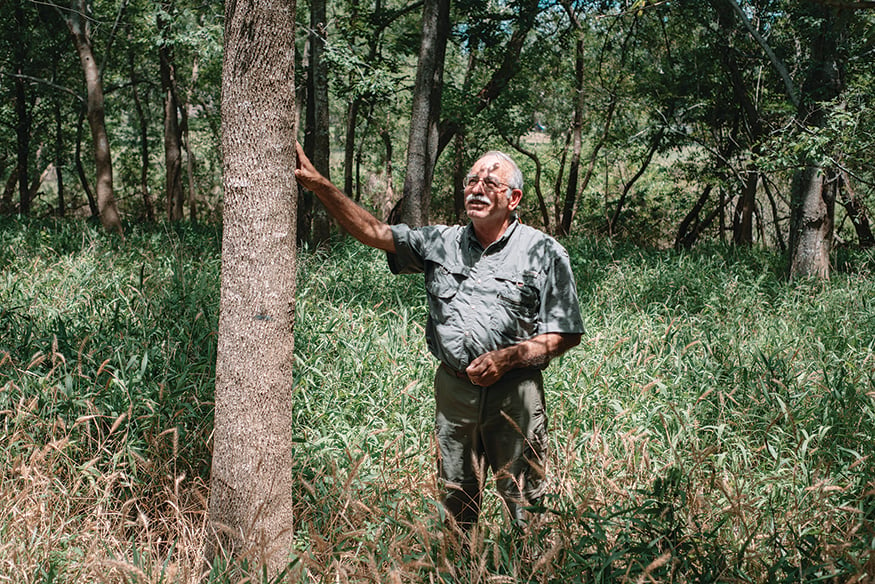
1, 218, 873, 582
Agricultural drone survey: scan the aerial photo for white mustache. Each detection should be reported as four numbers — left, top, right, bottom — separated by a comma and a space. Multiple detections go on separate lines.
466, 194, 491, 205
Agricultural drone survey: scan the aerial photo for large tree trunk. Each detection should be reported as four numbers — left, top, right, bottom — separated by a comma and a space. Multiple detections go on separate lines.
789, 166, 835, 279
63, 0, 123, 236
400, 0, 450, 226
208, 0, 298, 577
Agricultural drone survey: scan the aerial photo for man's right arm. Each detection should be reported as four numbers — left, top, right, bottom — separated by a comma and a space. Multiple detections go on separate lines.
294, 142, 396, 253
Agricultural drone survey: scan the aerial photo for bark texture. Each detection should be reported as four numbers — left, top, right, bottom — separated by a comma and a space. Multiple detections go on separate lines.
209, 0, 298, 575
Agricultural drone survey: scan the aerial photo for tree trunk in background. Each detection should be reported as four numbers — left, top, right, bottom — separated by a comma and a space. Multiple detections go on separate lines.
559, 32, 584, 236
129, 49, 155, 222
14, 0, 31, 216
789, 6, 847, 280
401, 0, 449, 226
53, 98, 66, 217
209, 0, 298, 576
789, 166, 835, 279
839, 170, 875, 248
158, 1, 185, 222
300, 0, 331, 245
74, 105, 99, 218
63, 0, 123, 236
184, 57, 200, 223
733, 171, 757, 245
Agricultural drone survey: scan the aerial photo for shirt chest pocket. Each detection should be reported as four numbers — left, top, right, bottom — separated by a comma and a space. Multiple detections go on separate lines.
426, 263, 467, 299
494, 270, 542, 321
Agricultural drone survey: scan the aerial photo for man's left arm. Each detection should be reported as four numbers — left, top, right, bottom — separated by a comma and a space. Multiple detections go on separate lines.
466, 332, 581, 387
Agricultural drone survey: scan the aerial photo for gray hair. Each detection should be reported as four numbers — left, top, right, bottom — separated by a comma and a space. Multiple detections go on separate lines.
482, 150, 523, 196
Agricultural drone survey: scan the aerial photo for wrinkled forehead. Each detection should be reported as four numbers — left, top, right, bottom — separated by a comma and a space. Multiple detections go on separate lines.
469, 155, 506, 177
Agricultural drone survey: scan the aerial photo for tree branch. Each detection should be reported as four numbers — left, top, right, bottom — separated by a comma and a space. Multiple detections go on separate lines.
0, 71, 83, 102
724, 0, 800, 109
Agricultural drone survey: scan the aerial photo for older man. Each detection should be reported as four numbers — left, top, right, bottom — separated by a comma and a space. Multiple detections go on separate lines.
294, 143, 583, 531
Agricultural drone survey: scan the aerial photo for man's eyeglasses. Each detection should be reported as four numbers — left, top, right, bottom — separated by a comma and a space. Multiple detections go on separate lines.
465, 175, 511, 193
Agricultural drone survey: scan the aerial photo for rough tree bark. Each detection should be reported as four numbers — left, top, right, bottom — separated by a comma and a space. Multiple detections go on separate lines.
208, 0, 298, 576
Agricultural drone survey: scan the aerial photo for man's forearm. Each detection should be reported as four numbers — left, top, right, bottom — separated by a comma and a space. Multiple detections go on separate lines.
294, 142, 395, 252
504, 332, 582, 370
466, 332, 582, 386
308, 178, 395, 251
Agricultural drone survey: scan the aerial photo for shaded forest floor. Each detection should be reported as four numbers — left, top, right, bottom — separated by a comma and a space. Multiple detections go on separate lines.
1, 218, 874, 582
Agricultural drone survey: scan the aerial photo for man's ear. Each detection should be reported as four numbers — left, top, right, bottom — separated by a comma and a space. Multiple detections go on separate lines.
507, 188, 523, 211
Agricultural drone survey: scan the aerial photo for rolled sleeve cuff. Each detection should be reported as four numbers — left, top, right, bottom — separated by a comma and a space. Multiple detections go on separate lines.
387, 224, 424, 275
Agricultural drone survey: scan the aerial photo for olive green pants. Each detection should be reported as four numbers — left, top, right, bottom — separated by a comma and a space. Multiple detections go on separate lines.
434, 365, 548, 530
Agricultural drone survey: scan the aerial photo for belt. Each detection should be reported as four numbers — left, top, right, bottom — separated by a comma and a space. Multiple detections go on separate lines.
440, 362, 470, 381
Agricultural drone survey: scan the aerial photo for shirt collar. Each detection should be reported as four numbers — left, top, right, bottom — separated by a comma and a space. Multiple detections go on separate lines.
464, 216, 519, 254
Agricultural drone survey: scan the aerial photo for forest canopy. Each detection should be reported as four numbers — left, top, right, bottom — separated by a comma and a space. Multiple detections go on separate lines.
2, 0, 874, 268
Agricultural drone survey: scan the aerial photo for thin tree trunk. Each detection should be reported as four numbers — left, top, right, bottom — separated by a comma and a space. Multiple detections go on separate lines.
559, 33, 585, 236
64, 0, 123, 236
304, 0, 331, 245
435, 0, 539, 157
554, 131, 570, 227
504, 135, 550, 231
184, 56, 200, 223
839, 169, 875, 248
2, 168, 18, 213
675, 185, 713, 250
209, 0, 298, 577
762, 176, 786, 252
74, 105, 99, 218
158, 1, 185, 222
608, 126, 664, 235
344, 98, 361, 198
14, 1, 31, 216
129, 48, 154, 221
53, 98, 66, 217
401, 0, 450, 226
733, 170, 758, 245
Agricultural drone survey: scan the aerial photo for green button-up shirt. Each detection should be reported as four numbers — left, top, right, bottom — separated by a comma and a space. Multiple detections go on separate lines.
388, 219, 584, 372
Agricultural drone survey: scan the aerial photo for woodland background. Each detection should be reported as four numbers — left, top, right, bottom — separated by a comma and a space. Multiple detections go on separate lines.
2, 0, 873, 264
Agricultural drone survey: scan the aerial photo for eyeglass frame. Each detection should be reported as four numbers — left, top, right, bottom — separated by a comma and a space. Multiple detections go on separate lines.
464, 174, 515, 194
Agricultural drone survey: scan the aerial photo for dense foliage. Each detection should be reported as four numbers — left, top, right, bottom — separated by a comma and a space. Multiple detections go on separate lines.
2, 1, 873, 249
1, 218, 873, 581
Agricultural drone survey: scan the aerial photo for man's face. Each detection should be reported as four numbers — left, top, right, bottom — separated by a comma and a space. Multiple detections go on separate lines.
464, 155, 520, 223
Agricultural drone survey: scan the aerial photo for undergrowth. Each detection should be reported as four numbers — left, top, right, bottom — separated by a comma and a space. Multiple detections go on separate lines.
1, 217, 873, 582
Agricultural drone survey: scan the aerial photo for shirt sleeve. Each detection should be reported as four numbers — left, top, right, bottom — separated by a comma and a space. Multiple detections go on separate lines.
387, 224, 426, 275
538, 244, 585, 336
